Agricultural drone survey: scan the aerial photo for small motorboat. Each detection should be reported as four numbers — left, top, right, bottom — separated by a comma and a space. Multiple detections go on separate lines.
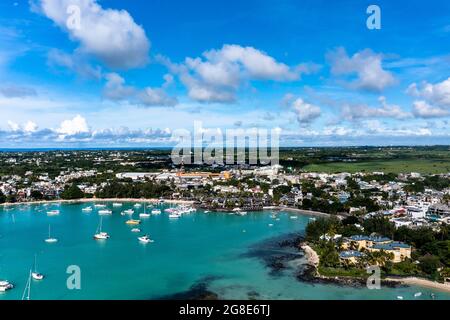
94, 204, 106, 208
93, 232, 110, 240
46, 210, 60, 216
139, 213, 150, 218
169, 213, 180, 219
122, 209, 134, 215
82, 207, 93, 212
204, 210, 211, 213
397, 296, 404, 300
112, 203, 123, 207
126, 219, 141, 225
290, 216, 299, 220
133, 203, 142, 208
138, 235, 154, 244
131, 228, 141, 233
414, 292, 422, 298
0, 280, 14, 292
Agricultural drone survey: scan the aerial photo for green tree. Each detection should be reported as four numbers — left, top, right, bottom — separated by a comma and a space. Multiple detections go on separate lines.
0, 191, 6, 204
61, 184, 84, 200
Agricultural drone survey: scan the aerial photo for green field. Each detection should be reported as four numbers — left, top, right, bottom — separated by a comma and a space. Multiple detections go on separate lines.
302, 159, 450, 174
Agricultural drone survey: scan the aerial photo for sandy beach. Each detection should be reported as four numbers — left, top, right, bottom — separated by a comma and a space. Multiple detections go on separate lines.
386, 277, 450, 293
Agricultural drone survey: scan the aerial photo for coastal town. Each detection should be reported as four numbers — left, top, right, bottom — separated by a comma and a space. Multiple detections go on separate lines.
0, 148, 449, 292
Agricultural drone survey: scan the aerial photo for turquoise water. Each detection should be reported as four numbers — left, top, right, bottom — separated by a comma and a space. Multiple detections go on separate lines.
0, 202, 449, 300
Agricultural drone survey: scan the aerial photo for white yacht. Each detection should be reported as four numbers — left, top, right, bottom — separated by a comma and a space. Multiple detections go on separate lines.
0, 280, 13, 292
98, 209, 112, 215
31, 254, 44, 281
138, 235, 154, 243
45, 225, 58, 243
133, 203, 142, 208
94, 204, 106, 208
131, 228, 141, 233
93, 217, 110, 240
46, 210, 60, 216
82, 206, 93, 212
290, 216, 299, 220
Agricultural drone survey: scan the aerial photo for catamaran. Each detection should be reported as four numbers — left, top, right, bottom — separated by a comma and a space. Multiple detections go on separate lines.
98, 209, 112, 215
45, 225, 58, 243
31, 254, 44, 281
0, 280, 13, 292
121, 209, 134, 215
151, 209, 162, 215
93, 217, 110, 240
138, 235, 154, 243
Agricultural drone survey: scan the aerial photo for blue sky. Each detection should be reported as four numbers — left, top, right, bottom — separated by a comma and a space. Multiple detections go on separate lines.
0, 0, 449, 147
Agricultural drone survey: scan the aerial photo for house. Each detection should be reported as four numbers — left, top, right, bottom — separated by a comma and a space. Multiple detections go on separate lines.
339, 251, 364, 264
369, 242, 412, 263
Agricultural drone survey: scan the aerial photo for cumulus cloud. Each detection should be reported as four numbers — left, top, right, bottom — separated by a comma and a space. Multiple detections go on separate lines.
283, 94, 321, 124
159, 44, 317, 103
341, 96, 410, 121
412, 100, 450, 118
56, 115, 90, 136
0, 117, 173, 146
327, 47, 396, 92
103, 73, 178, 107
37, 0, 150, 69
0, 85, 37, 97
407, 77, 450, 108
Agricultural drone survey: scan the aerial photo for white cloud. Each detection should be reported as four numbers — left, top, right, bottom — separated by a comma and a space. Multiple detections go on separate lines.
23, 121, 38, 133
327, 47, 396, 92
38, 0, 150, 69
282, 94, 321, 124
56, 115, 90, 135
412, 100, 450, 118
341, 96, 410, 121
7, 120, 20, 131
102, 72, 177, 107
160, 44, 316, 103
407, 77, 450, 108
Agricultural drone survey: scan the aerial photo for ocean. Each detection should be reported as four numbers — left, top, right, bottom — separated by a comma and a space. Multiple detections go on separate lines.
0, 202, 448, 300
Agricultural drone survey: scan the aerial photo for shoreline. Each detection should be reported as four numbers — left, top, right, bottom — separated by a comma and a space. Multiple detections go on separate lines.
385, 277, 450, 294
299, 243, 450, 294
0, 198, 195, 207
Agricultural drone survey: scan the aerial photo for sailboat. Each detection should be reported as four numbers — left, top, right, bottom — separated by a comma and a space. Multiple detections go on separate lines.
93, 217, 110, 240
139, 204, 150, 218
31, 254, 44, 281
45, 225, 58, 243
21, 270, 32, 300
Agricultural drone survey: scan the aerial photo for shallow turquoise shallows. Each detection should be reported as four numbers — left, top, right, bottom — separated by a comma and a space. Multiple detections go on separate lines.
0, 202, 449, 300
